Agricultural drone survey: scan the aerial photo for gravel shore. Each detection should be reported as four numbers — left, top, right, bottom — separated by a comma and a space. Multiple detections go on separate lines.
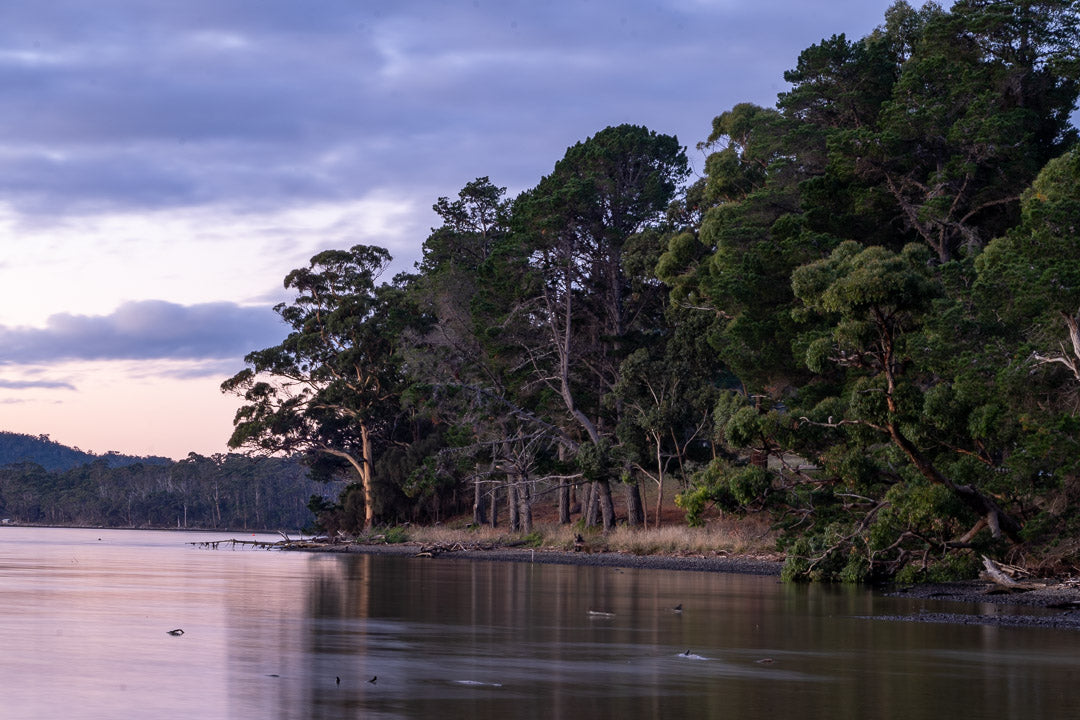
298, 541, 1080, 629
880, 579, 1080, 629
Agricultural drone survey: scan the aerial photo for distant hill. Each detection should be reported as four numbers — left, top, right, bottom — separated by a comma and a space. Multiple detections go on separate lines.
0, 431, 172, 472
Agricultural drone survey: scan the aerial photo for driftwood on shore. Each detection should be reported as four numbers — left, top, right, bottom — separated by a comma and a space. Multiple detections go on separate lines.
189, 536, 514, 556
189, 538, 283, 550
414, 540, 508, 557
981, 556, 1047, 592
189, 533, 337, 551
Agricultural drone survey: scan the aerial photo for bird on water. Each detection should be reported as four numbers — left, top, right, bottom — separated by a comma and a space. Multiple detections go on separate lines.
167, 629, 184, 636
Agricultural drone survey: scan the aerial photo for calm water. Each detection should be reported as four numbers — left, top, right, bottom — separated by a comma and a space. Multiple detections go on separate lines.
0, 528, 1077, 719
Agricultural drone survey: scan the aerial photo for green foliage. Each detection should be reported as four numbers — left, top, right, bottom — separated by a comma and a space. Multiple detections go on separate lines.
665, 0, 1080, 581
728, 466, 772, 507
519, 530, 544, 547
780, 525, 853, 583
676, 460, 740, 526
575, 441, 614, 483
869, 482, 968, 551
894, 552, 981, 584
222, 245, 425, 530
382, 526, 410, 544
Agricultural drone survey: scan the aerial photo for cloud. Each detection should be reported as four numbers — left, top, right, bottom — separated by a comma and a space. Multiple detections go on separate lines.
0, 300, 286, 364
0, 0, 912, 222
0, 378, 75, 390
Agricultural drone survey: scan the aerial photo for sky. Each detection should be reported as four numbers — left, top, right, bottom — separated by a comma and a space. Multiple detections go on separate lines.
0, 0, 912, 460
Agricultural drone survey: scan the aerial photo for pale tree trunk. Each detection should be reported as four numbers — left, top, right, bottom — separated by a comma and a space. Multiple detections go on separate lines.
558, 482, 571, 524
1032, 309, 1080, 382
472, 472, 486, 526
488, 483, 499, 529
654, 438, 665, 529
361, 424, 374, 529
518, 479, 533, 533
547, 255, 617, 531
507, 482, 520, 532
558, 445, 571, 524
598, 481, 615, 529
322, 421, 376, 531
213, 482, 221, 527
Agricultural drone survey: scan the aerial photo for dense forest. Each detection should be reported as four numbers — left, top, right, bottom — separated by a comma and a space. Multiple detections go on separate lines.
0, 432, 340, 531
221, 0, 1080, 581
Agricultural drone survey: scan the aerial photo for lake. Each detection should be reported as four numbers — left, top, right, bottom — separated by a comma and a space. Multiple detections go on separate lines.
0, 527, 1076, 719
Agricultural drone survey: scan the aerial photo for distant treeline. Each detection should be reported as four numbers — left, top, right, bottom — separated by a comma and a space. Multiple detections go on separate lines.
0, 433, 340, 531
0, 430, 172, 472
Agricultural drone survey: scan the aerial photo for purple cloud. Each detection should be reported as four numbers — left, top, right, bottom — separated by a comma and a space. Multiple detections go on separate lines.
0, 300, 285, 363
0, 1, 911, 218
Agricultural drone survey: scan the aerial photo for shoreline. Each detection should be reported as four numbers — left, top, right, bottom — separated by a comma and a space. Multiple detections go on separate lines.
291, 541, 1080, 629
10, 526, 1080, 629
286, 540, 786, 576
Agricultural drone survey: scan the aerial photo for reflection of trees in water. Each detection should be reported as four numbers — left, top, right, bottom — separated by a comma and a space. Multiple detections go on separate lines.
223, 554, 1080, 719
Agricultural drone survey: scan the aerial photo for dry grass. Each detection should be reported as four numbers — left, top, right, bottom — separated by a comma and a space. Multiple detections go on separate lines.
386, 481, 779, 559
402, 514, 778, 558
607, 519, 777, 557
406, 523, 511, 546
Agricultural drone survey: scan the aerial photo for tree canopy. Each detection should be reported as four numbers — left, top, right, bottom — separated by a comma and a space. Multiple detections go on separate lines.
222, 0, 1080, 580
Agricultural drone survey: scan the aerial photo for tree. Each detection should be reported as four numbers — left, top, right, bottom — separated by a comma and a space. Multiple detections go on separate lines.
782, 241, 1030, 579
665, 0, 1080, 580
222, 245, 410, 530
513, 124, 689, 530
976, 147, 1080, 383
828, 0, 1080, 262
404, 177, 567, 528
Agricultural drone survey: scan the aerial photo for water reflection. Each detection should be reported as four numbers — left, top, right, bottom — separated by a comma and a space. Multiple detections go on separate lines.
263, 553, 1080, 720
2, 528, 1079, 720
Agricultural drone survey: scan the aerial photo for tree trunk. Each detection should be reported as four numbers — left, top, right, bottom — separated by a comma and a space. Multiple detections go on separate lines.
558, 445, 571, 524
518, 479, 533, 533
507, 482, 520, 532
488, 483, 499, 528
655, 436, 665, 529
361, 424, 375, 530
472, 471, 486, 526
558, 482, 571, 524
598, 480, 615, 531
625, 481, 644, 528
584, 483, 599, 527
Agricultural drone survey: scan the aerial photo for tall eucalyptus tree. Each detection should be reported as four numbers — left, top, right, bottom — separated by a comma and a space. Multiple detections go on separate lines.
222, 245, 412, 530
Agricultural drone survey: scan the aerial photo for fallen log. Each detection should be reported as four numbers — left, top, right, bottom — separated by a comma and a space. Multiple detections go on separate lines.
981, 556, 1046, 592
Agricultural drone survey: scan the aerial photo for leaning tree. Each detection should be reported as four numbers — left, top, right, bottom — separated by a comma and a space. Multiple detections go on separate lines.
221, 245, 409, 530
